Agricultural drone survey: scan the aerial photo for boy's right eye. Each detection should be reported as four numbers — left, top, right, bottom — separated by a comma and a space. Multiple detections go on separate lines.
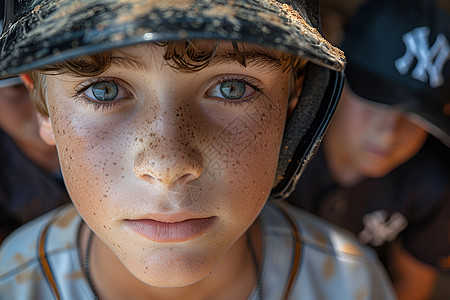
82, 80, 131, 102
74, 78, 134, 110
89, 82, 119, 101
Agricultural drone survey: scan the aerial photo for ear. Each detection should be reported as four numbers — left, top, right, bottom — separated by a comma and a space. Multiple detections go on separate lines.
37, 113, 56, 146
287, 73, 305, 118
19, 73, 34, 90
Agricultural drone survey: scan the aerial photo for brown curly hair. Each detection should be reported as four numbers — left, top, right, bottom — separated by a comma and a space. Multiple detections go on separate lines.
29, 40, 306, 116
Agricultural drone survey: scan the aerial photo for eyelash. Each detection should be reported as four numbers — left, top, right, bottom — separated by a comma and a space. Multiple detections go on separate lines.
72, 76, 264, 111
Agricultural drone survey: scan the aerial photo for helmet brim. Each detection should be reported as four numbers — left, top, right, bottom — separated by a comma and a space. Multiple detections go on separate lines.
0, 76, 21, 88
0, 0, 345, 77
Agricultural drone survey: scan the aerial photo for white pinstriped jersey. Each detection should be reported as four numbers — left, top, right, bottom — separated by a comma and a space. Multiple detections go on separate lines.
0, 202, 396, 300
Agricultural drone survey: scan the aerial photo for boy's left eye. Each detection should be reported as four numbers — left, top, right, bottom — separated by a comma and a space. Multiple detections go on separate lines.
207, 81, 256, 100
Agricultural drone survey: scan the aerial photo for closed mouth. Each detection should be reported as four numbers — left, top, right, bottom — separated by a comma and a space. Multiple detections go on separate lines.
126, 217, 216, 243
365, 144, 392, 158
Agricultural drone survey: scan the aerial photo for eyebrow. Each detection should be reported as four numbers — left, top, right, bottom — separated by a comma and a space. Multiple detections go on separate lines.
110, 49, 285, 73
110, 56, 149, 72
208, 52, 283, 71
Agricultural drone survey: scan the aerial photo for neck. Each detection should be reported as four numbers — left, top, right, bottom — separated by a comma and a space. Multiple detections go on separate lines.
81, 222, 262, 300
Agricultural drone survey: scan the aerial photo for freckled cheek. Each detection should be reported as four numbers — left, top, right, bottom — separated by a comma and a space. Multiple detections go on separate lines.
226, 135, 280, 218
207, 101, 287, 216
51, 114, 129, 217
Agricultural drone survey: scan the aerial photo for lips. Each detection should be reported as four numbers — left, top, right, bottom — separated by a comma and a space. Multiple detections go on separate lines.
126, 217, 216, 243
364, 144, 392, 158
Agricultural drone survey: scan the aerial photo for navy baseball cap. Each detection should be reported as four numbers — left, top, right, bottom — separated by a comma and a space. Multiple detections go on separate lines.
342, 0, 450, 146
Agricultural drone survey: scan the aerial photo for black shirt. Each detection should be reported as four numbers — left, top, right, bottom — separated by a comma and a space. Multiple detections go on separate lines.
287, 137, 450, 270
0, 130, 69, 242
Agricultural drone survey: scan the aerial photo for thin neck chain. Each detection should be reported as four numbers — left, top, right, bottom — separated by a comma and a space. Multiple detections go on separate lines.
83, 230, 98, 300
246, 231, 263, 300
82, 230, 262, 300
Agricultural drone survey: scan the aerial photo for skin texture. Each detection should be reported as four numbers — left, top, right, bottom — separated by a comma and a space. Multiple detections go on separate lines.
40, 42, 295, 300
0, 84, 59, 172
324, 83, 428, 186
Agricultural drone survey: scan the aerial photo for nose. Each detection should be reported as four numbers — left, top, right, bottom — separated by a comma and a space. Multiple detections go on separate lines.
133, 107, 203, 188
374, 111, 405, 143
381, 111, 402, 130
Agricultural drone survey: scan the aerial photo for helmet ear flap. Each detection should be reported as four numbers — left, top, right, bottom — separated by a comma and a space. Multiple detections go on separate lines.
271, 64, 344, 199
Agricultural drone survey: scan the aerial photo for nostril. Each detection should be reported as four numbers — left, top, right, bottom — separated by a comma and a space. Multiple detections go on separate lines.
139, 174, 157, 184
133, 148, 203, 186
136, 171, 197, 187
175, 173, 197, 186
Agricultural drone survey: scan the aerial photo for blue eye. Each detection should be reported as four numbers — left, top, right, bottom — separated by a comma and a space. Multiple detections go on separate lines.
220, 81, 246, 100
89, 82, 119, 102
79, 80, 132, 105
208, 80, 256, 100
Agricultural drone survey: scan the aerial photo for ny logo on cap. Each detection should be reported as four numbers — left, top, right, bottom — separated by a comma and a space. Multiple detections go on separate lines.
395, 26, 449, 88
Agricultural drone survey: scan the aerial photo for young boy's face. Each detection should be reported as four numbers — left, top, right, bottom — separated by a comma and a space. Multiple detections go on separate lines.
327, 84, 428, 178
42, 42, 294, 286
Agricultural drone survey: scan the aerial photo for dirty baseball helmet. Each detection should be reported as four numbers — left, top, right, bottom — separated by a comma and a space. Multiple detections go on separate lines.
0, 3, 20, 88
342, 0, 450, 147
0, 0, 346, 199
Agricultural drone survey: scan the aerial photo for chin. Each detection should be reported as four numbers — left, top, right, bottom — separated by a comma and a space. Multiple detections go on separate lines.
359, 165, 393, 178
133, 262, 215, 288
144, 272, 209, 288
123, 244, 223, 288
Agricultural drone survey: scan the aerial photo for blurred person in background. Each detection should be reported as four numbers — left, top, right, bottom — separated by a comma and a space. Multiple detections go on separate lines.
0, 1, 69, 242
288, 0, 450, 299
0, 76, 69, 243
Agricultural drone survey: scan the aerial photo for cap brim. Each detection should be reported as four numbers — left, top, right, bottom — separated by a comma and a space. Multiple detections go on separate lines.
0, 0, 345, 78
346, 63, 450, 147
